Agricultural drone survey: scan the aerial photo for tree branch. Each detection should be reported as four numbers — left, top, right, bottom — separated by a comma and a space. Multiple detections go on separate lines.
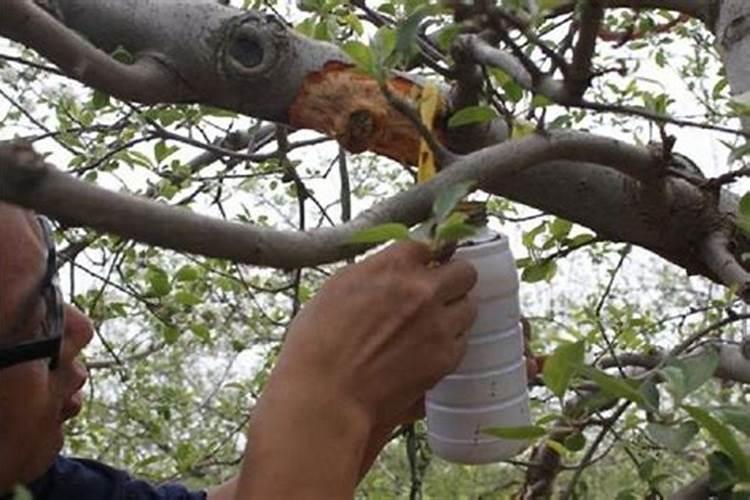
566, 1, 604, 99
0, 130, 664, 269
600, 342, 750, 384
549, 0, 716, 25
0, 0, 194, 103
699, 229, 750, 301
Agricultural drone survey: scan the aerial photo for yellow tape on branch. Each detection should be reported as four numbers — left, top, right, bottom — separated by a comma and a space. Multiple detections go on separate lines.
417, 83, 439, 184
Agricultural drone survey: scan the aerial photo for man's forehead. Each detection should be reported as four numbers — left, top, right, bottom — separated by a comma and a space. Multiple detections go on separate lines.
0, 203, 45, 342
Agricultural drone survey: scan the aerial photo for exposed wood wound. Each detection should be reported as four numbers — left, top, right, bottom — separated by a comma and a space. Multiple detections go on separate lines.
289, 61, 443, 165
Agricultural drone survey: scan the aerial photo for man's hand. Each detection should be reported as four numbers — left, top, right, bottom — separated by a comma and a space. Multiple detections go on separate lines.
275, 240, 477, 427
234, 241, 477, 499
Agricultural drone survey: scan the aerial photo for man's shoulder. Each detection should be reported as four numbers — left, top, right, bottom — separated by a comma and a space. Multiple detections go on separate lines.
28, 455, 207, 500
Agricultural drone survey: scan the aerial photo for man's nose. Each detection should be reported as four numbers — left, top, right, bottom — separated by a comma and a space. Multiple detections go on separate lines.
60, 304, 94, 360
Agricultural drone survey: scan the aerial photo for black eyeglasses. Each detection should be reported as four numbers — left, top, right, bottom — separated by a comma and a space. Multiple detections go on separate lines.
0, 216, 64, 370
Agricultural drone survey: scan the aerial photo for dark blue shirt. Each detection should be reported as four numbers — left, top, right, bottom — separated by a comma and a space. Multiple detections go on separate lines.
7, 456, 207, 500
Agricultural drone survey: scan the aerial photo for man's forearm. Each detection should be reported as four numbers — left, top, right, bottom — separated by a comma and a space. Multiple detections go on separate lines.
233, 379, 371, 499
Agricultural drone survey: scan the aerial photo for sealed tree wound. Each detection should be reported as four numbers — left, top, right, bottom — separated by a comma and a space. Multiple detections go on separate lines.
289, 62, 441, 165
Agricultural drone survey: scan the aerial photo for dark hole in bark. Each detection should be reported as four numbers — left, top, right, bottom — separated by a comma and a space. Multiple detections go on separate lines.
229, 34, 264, 68
346, 109, 375, 152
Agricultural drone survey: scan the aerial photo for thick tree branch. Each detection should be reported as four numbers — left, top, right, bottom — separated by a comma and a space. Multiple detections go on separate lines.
0, 131, 665, 269
550, 0, 717, 25
0, 0, 193, 103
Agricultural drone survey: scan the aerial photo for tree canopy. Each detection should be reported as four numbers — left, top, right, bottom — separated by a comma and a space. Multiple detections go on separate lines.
3, 0, 750, 498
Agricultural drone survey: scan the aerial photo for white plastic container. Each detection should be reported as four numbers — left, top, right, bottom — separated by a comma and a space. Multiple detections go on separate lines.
426, 227, 531, 464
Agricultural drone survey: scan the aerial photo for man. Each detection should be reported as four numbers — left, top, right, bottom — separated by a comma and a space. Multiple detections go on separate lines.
0, 201, 478, 499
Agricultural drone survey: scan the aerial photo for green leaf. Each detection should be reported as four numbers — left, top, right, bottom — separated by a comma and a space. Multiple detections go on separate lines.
639, 377, 660, 413
563, 432, 587, 452
190, 323, 212, 344
678, 347, 719, 395
729, 143, 750, 164
350, 223, 410, 244
709, 451, 740, 493
521, 260, 557, 283
737, 215, 750, 236
154, 141, 178, 164
720, 407, 750, 438
614, 490, 638, 500
504, 81, 524, 103
582, 367, 649, 409
371, 26, 396, 66
147, 267, 171, 297
544, 439, 568, 456
542, 340, 585, 398
435, 24, 462, 51
394, 4, 438, 64
482, 425, 547, 440
447, 105, 499, 128
342, 41, 374, 73
531, 94, 553, 108
550, 218, 573, 240
432, 181, 476, 223
175, 265, 200, 282
91, 90, 110, 110
646, 421, 698, 452
435, 218, 476, 243
162, 326, 180, 344
123, 150, 154, 169
660, 365, 687, 403
638, 457, 656, 483
538, 0, 567, 10
175, 290, 201, 307
741, 193, 750, 218
199, 106, 238, 118
685, 405, 750, 480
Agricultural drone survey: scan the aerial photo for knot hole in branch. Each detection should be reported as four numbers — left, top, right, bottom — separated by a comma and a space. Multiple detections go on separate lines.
221, 14, 288, 78
342, 109, 378, 153
229, 32, 264, 68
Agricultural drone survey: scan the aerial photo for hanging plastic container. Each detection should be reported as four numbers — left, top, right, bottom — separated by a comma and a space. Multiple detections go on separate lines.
426, 225, 531, 464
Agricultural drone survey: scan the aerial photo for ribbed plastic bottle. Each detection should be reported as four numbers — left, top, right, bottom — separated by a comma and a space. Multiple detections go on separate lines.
425, 225, 531, 464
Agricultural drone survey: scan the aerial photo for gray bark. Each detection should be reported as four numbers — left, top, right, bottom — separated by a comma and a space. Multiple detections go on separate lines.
47, 0, 346, 121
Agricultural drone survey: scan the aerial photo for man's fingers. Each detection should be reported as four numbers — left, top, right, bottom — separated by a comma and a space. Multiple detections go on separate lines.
441, 296, 477, 343
370, 239, 432, 267
432, 259, 478, 304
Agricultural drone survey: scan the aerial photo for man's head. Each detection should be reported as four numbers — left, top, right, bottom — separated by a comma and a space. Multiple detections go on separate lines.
0, 202, 93, 492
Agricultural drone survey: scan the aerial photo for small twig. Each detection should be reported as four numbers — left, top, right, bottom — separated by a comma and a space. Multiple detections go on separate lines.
578, 99, 750, 140
488, 7, 568, 75
86, 342, 166, 370
599, 13, 691, 45
559, 401, 631, 500
338, 147, 351, 223
671, 311, 750, 357
150, 123, 330, 164
540, 236, 603, 264
0, 52, 64, 75
593, 244, 632, 377
704, 166, 750, 188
